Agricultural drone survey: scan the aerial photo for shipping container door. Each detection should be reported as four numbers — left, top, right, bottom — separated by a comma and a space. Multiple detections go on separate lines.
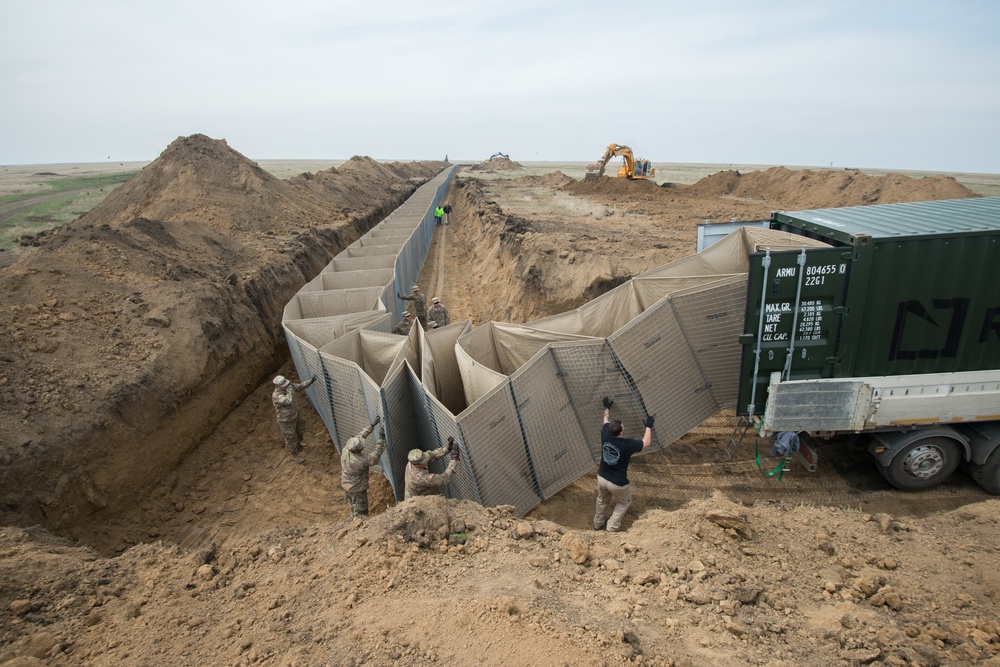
736, 246, 853, 417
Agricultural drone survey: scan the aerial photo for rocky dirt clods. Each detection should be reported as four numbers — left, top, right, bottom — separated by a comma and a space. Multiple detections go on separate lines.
2, 494, 999, 666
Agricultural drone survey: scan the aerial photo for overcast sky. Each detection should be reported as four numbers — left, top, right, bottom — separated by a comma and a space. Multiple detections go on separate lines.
2, 1, 998, 173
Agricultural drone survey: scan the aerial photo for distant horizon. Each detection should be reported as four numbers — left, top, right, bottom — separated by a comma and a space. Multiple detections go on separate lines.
3, 157, 997, 177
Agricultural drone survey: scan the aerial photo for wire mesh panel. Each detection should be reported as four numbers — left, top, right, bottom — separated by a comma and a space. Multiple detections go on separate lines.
358, 330, 408, 385
284, 327, 334, 439
668, 276, 747, 409
329, 255, 397, 272
318, 354, 378, 451
509, 348, 593, 499
423, 394, 478, 503
372, 285, 399, 326
343, 244, 404, 256
548, 340, 644, 460
316, 269, 395, 290
356, 225, 412, 236
285, 312, 388, 350
608, 298, 719, 449
294, 287, 384, 319
381, 363, 420, 501
393, 246, 421, 313
456, 381, 541, 516
421, 322, 470, 413
366, 230, 413, 243
351, 366, 393, 499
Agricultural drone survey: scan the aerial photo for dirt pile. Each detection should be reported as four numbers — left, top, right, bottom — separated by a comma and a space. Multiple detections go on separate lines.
289, 155, 433, 219
680, 166, 976, 209
80, 134, 336, 236
3, 494, 998, 666
0, 134, 446, 540
464, 155, 524, 172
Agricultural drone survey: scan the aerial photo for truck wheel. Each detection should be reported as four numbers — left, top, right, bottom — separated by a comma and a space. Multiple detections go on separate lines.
968, 446, 1000, 495
882, 436, 960, 490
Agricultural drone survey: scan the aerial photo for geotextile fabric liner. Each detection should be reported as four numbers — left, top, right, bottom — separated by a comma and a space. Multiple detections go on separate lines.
282, 170, 833, 515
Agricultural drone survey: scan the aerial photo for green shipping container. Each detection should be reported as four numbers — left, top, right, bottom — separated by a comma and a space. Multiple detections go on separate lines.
737, 196, 1000, 417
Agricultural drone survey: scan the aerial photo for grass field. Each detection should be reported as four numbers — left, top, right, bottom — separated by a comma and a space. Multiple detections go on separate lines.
0, 171, 138, 250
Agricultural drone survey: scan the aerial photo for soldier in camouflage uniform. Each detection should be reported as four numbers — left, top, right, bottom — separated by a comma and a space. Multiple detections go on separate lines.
393, 311, 413, 336
340, 417, 386, 517
271, 374, 317, 463
404, 437, 460, 499
398, 285, 428, 327
428, 297, 450, 327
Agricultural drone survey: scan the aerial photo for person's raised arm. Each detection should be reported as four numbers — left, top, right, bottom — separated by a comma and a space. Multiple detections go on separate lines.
642, 415, 655, 449
602, 396, 614, 425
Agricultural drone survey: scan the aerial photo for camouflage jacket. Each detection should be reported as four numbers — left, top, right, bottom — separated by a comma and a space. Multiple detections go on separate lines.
393, 319, 413, 336
404, 445, 457, 499
341, 425, 386, 494
400, 292, 427, 319
428, 304, 450, 327
271, 378, 314, 423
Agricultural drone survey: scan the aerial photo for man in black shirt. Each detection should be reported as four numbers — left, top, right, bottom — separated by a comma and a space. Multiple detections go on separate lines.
594, 397, 653, 532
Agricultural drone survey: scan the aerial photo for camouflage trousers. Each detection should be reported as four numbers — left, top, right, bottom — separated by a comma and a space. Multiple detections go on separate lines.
346, 491, 369, 517
278, 419, 305, 454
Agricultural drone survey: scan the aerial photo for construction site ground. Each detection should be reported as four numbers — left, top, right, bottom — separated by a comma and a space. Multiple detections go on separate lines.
1, 142, 999, 666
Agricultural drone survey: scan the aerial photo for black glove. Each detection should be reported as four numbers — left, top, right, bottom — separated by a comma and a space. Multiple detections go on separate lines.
311, 375, 318, 384
370, 414, 381, 428
447, 436, 456, 452
450, 443, 460, 461
602, 396, 614, 410
397, 293, 403, 299
643, 415, 655, 429
379, 427, 385, 440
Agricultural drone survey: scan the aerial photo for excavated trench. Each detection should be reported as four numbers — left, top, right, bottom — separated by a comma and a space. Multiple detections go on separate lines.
2, 155, 991, 557
85, 174, 993, 555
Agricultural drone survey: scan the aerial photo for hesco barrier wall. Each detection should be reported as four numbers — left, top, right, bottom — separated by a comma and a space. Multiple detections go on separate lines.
281, 168, 831, 515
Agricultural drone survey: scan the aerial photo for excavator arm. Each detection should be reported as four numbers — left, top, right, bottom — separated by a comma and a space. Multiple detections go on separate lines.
585, 143, 652, 179
585, 143, 627, 177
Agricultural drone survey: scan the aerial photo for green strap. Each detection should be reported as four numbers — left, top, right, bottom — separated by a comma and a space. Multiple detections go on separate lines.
754, 435, 792, 481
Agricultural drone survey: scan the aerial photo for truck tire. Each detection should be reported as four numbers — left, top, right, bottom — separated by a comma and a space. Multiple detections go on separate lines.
881, 436, 960, 490
968, 446, 1000, 495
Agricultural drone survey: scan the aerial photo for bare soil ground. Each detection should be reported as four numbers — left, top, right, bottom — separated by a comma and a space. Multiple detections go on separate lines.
1, 141, 999, 666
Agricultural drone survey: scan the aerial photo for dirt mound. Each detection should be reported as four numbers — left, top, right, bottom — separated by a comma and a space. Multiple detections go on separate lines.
290, 155, 442, 218
85, 137, 446, 237
522, 171, 575, 188
3, 493, 998, 666
465, 156, 524, 172
0, 135, 445, 540
678, 169, 744, 197
684, 166, 977, 209
81, 134, 338, 236
563, 175, 663, 197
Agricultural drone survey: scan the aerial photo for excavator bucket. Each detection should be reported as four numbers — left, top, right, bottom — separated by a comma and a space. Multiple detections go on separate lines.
584, 163, 605, 179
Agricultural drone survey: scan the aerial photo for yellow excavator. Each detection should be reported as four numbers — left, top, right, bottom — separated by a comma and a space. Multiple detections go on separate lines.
585, 143, 655, 180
